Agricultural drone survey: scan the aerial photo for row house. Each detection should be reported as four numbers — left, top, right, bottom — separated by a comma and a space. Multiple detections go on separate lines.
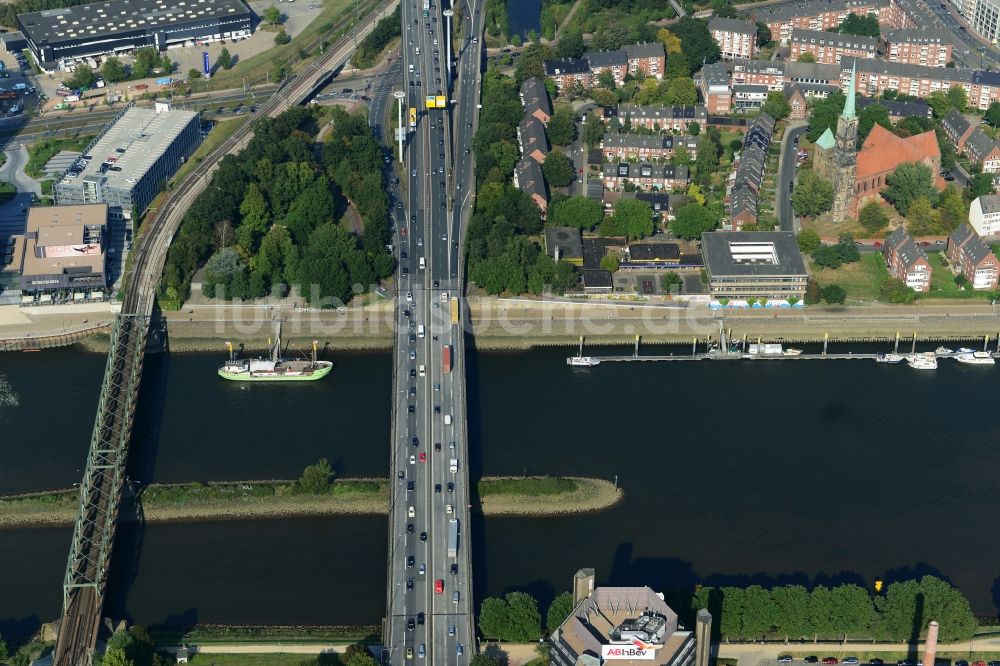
725, 113, 775, 230
883, 29, 953, 67
963, 128, 1000, 172
969, 194, 1000, 236
514, 157, 548, 218
601, 162, 690, 191
543, 58, 592, 92
518, 116, 549, 163
708, 17, 758, 60
520, 77, 552, 124
601, 133, 699, 161
606, 104, 708, 132
946, 222, 1000, 289
839, 56, 1000, 110
789, 28, 878, 64
624, 43, 666, 79
700, 61, 732, 113
733, 84, 769, 113
882, 226, 932, 292
584, 49, 628, 86
941, 108, 975, 150
747, 0, 913, 45
856, 97, 931, 121
732, 59, 786, 90
785, 60, 843, 87
544, 43, 666, 90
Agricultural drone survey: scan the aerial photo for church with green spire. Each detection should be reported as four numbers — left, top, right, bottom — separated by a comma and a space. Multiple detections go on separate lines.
812, 64, 859, 221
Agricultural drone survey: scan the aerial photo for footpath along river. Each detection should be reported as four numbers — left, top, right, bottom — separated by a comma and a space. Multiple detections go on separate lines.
2, 344, 1000, 641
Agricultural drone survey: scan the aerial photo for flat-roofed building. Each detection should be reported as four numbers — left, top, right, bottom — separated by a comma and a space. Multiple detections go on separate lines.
789, 28, 878, 64
969, 194, 1000, 236
550, 568, 698, 666
602, 162, 689, 191
18, 0, 254, 70
520, 77, 552, 124
14, 203, 109, 297
544, 227, 584, 265
882, 225, 932, 291
626, 241, 681, 266
884, 29, 953, 66
53, 103, 201, 226
709, 17, 758, 60
947, 222, 1000, 289
702, 230, 808, 301
514, 157, 548, 218
700, 61, 732, 113
733, 83, 769, 113
601, 133, 698, 161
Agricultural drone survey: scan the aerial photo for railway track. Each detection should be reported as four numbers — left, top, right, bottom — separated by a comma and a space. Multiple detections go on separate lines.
52, 3, 398, 663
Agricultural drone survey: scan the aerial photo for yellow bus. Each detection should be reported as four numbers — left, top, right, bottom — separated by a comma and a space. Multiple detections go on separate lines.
425, 95, 436, 109
450, 296, 459, 325
409, 107, 417, 129
435, 95, 447, 108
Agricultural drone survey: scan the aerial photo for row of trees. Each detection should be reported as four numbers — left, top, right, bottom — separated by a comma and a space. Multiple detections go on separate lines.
65, 47, 179, 90
350, 5, 401, 69
160, 106, 393, 306
479, 591, 575, 641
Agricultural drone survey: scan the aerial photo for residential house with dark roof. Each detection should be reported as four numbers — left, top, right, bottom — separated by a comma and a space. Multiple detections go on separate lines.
700, 61, 732, 114
624, 42, 666, 78
882, 226, 932, 292
946, 222, 1000, 289
724, 113, 774, 230
584, 48, 628, 85
518, 116, 549, 163
969, 194, 1000, 236
733, 84, 769, 113
941, 108, 975, 151
746, 0, 913, 45
601, 133, 698, 161
789, 28, 878, 64
839, 56, 1000, 110
635, 191, 680, 220
544, 227, 584, 265
514, 157, 548, 218
544, 58, 592, 92
883, 28, 953, 67
601, 162, 690, 191
856, 97, 931, 121
784, 84, 808, 119
963, 128, 1000, 172
709, 17, 758, 60
520, 78, 552, 124
732, 59, 786, 89
785, 60, 843, 86
610, 104, 708, 132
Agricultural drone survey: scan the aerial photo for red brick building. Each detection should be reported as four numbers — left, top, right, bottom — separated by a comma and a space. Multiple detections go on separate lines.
883, 29, 953, 67
883, 226, 932, 292
708, 17, 758, 60
789, 28, 878, 64
840, 56, 1000, 111
854, 124, 941, 211
749, 0, 914, 45
947, 222, 1000, 289
732, 59, 786, 89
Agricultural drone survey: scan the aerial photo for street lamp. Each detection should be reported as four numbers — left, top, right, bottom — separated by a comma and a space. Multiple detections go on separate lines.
394, 90, 406, 163
442, 9, 454, 82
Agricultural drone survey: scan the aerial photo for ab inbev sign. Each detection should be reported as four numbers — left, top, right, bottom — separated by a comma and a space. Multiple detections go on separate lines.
601, 638, 661, 660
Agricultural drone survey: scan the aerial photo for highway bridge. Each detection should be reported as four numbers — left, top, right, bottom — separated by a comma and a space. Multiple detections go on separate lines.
382, 0, 484, 661
50, 2, 398, 663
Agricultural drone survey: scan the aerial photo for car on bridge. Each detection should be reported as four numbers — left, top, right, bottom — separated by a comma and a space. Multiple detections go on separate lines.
435, 579, 444, 594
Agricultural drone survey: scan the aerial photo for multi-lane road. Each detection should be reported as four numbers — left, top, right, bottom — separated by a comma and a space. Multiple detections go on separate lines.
384, 0, 483, 662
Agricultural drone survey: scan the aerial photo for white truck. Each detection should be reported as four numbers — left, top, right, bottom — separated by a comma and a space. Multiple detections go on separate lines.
449, 458, 458, 474
447, 518, 459, 558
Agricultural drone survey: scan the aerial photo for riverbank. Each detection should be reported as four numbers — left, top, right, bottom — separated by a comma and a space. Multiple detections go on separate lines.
0, 476, 622, 528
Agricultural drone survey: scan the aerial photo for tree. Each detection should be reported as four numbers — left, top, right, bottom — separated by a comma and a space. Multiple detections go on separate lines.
218, 47, 233, 70
968, 171, 996, 199
687, 122, 701, 137
188, 67, 201, 80
556, 29, 584, 58
583, 113, 605, 147
600, 252, 621, 272
762, 91, 791, 121
987, 101, 1000, 127
547, 107, 577, 145
687, 183, 705, 205
663, 77, 697, 106
67, 63, 97, 90
947, 84, 968, 113
858, 103, 892, 144
880, 276, 917, 303
804, 278, 822, 304
657, 28, 683, 55
601, 198, 655, 239
101, 57, 126, 83
791, 170, 834, 217
274, 29, 291, 45
237, 183, 271, 252
835, 12, 879, 36
821, 284, 846, 304
859, 202, 889, 233
514, 43, 554, 84
263, 5, 281, 25
549, 196, 604, 229
712, 0, 737, 18
102, 646, 135, 666
694, 134, 719, 186
796, 51, 816, 63
771, 586, 812, 638
926, 90, 953, 119
756, 22, 772, 46
597, 69, 617, 90
662, 271, 683, 292
470, 657, 502, 666
806, 91, 846, 142
668, 18, 720, 69
884, 162, 938, 215
797, 228, 821, 253
937, 184, 967, 231
906, 196, 939, 235
546, 592, 575, 633
812, 236, 860, 269
298, 458, 334, 494
670, 202, 718, 239
741, 585, 776, 638
542, 150, 575, 187
479, 592, 541, 641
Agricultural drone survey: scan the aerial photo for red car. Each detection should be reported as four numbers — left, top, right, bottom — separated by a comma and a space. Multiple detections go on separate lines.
823, 659, 839, 665
419, 452, 427, 463
873, 241, 882, 248
400, 227, 407, 236
435, 579, 444, 594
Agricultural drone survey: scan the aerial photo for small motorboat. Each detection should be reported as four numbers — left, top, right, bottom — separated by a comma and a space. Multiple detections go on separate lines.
934, 346, 954, 356
907, 352, 938, 370
567, 356, 601, 367
876, 353, 905, 364
783, 348, 803, 356
954, 350, 995, 366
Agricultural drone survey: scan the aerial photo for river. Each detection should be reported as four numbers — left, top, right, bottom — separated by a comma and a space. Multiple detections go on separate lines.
2, 344, 1000, 641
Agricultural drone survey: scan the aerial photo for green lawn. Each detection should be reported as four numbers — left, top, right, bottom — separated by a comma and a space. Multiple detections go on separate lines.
25, 135, 95, 179
169, 118, 244, 187
809, 252, 889, 302
923, 251, 979, 299
186, 654, 335, 665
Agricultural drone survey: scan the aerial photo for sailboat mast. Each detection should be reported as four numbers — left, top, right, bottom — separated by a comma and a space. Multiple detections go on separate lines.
272, 320, 282, 363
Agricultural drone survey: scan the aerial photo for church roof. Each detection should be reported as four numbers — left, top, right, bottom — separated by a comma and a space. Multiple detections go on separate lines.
842, 62, 857, 119
856, 124, 939, 181
816, 127, 835, 150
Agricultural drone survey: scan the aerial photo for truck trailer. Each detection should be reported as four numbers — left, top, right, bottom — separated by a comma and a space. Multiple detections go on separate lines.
442, 345, 452, 374
447, 518, 459, 558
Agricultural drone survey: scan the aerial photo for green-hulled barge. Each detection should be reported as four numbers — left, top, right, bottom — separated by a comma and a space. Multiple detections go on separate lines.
218, 322, 332, 382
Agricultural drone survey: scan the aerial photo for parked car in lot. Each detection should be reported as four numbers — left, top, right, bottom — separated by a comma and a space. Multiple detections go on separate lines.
779, 656, 793, 664
822, 659, 838, 665
843, 658, 859, 664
